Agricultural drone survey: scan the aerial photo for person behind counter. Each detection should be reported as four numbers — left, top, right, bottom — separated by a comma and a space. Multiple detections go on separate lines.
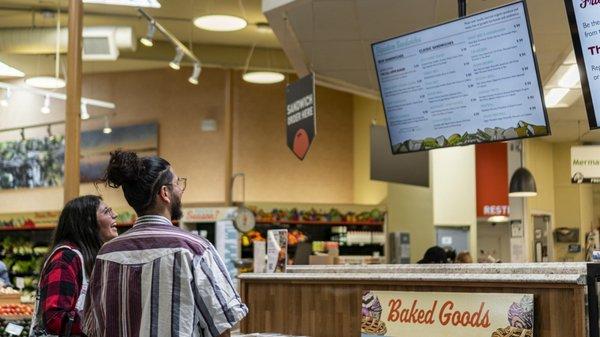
456, 251, 473, 263
84, 150, 248, 337
417, 246, 448, 264
0, 260, 12, 287
31, 195, 118, 336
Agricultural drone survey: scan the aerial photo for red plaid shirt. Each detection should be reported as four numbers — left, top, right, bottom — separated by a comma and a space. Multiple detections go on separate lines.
38, 244, 84, 336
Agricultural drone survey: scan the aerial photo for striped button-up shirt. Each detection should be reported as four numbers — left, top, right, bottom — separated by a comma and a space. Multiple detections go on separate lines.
83, 215, 248, 337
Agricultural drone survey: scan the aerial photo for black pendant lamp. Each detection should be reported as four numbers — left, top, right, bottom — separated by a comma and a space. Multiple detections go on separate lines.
509, 167, 537, 197
509, 142, 537, 197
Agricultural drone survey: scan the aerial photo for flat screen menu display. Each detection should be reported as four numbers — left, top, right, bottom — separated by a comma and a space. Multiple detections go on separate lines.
564, 0, 600, 129
372, 1, 549, 154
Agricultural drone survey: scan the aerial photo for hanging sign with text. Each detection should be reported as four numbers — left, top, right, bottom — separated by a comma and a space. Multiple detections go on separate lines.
361, 291, 534, 337
571, 145, 600, 183
286, 73, 316, 160
565, 0, 600, 128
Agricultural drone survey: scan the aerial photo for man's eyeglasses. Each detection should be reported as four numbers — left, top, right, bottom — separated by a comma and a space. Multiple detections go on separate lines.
167, 177, 187, 191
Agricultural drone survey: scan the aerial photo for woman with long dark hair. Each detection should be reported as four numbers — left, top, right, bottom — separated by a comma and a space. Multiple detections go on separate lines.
30, 195, 118, 337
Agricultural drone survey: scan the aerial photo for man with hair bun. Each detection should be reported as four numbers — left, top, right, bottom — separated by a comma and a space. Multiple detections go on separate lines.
84, 150, 247, 337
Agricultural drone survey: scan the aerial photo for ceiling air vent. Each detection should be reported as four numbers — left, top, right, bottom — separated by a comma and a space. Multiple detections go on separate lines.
82, 27, 135, 61
83, 36, 117, 60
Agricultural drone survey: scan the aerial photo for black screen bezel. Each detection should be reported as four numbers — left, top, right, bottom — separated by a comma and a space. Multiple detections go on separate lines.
564, 0, 599, 129
370, 0, 551, 154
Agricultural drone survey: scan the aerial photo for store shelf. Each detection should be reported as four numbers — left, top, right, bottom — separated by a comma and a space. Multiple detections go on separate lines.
0, 225, 55, 232
0, 221, 146, 231
9, 272, 38, 278
0, 314, 30, 320
255, 220, 384, 226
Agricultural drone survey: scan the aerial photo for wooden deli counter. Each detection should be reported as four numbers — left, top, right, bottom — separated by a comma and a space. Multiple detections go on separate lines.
239, 263, 595, 337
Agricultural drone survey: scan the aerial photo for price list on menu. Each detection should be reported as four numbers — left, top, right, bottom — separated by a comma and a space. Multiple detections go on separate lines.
565, 0, 600, 128
372, 2, 548, 153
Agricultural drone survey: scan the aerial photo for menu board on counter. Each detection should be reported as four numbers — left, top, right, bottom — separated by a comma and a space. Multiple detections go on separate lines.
565, 0, 600, 129
371, 1, 549, 154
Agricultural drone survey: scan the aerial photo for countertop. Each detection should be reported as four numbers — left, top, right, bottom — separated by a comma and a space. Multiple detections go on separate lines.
238, 262, 588, 284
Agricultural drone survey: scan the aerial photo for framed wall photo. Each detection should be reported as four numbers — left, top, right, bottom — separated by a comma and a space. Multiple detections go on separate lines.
0, 122, 159, 189
80, 122, 158, 182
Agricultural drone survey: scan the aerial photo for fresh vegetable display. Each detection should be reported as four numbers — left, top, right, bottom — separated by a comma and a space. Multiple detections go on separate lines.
0, 316, 31, 337
251, 207, 385, 223
1, 236, 46, 290
0, 305, 32, 317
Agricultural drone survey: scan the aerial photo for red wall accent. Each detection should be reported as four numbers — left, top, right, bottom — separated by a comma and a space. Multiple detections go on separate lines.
475, 142, 509, 217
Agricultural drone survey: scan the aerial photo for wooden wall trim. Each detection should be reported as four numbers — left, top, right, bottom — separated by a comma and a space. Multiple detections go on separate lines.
64, 0, 83, 204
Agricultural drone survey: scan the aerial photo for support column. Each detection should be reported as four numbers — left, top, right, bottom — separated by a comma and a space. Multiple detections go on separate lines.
224, 70, 234, 205
64, 0, 83, 204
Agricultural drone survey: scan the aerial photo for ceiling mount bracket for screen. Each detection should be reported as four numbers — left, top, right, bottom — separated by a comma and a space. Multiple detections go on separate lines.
458, 0, 467, 17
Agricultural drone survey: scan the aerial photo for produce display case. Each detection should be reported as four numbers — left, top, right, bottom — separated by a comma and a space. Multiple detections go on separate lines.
241, 207, 386, 266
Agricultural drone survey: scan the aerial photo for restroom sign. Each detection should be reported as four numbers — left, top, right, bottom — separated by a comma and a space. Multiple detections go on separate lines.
286, 73, 316, 160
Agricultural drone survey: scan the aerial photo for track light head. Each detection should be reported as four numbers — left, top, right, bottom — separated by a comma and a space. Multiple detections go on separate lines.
103, 116, 112, 134
81, 102, 90, 120
40, 94, 51, 114
0, 88, 10, 107
188, 62, 201, 85
169, 48, 184, 70
140, 22, 156, 47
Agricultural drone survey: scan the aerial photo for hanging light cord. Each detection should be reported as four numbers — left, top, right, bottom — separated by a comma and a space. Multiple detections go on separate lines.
243, 42, 256, 74
238, 0, 247, 21
55, 0, 60, 81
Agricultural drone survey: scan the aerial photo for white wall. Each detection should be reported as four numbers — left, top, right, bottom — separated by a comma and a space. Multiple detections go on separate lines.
430, 146, 477, 258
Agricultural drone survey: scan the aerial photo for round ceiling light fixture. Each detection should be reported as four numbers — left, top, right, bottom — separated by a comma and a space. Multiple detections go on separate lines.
193, 15, 247, 32
25, 76, 66, 89
242, 71, 285, 84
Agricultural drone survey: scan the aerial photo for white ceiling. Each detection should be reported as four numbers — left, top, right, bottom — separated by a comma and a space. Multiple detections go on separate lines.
265, 0, 600, 143
0, 0, 279, 48
0, 0, 292, 74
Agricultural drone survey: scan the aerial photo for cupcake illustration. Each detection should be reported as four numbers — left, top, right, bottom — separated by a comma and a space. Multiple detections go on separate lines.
491, 295, 534, 337
507, 295, 534, 329
362, 291, 383, 320
361, 291, 386, 336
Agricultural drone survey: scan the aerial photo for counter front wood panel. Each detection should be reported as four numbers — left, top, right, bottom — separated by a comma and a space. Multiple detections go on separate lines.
240, 279, 586, 337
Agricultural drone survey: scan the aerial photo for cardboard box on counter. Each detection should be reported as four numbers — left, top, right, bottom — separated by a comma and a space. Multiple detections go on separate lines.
308, 255, 335, 265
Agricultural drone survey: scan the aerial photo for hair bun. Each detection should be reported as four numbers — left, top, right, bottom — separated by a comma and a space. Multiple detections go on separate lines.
104, 150, 141, 188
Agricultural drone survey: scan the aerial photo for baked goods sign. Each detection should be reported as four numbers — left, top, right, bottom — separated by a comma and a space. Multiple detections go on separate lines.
361, 291, 533, 337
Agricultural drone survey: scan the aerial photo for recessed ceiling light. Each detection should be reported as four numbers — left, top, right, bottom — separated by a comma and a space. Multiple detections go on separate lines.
242, 71, 285, 84
193, 15, 247, 32
0, 61, 25, 78
256, 22, 272, 34
487, 215, 509, 223
26, 76, 66, 89
83, 0, 161, 8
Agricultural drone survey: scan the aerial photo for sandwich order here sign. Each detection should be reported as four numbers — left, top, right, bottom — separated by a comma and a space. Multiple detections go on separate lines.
361, 291, 533, 337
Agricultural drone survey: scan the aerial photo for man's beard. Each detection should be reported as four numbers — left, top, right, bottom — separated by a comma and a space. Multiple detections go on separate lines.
171, 194, 183, 221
